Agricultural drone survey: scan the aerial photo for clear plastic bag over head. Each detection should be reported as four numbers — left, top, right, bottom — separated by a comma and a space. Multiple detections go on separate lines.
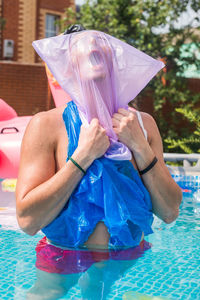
32, 30, 164, 160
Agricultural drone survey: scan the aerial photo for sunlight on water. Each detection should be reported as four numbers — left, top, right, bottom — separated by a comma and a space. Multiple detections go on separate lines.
0, 179, 200, 299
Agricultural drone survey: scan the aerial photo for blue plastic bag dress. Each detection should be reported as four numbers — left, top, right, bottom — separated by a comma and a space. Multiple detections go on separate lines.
42, 101, 154, 248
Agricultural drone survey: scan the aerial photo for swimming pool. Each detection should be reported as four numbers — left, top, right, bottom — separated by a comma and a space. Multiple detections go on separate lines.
0, 175, 200, 300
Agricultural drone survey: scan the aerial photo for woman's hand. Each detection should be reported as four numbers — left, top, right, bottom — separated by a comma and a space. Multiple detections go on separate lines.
112, 108, 147, 153
77, 118, 110, 161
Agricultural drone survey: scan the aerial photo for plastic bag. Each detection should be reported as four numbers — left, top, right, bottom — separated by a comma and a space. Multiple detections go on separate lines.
33, 30, 164, 160
42, 102, 153, 248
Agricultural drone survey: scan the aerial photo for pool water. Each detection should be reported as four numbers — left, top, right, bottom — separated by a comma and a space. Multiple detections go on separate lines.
0, 176, 200, 300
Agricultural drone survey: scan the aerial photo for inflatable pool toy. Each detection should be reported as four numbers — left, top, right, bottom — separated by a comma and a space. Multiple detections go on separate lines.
0, 99, 31, 178
1, 178, 17, 192
123, 291, 168, 300
0, 68, 70, 179
181, 188, 192, 193
45, 64, 71, 107
0, 177, 16, 209
0, 98, 17, 121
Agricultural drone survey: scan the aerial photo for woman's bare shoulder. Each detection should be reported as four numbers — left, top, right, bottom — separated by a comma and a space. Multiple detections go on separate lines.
31, 105, 66, 123
139, 111, 156, 124
29, 105, 66, 128
24, 105, 67, 145
139, 111, 161, 144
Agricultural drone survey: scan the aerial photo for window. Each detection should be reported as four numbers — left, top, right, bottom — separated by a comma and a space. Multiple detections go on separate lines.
45, 14, 59, 38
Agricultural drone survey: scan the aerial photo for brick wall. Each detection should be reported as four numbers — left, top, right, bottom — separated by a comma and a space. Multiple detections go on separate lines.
18, 0, 37, 63
0, 0, 73, 63
188, 78, 200, 95
39, 0, 71, 13
0, 60, 199, 119
0, 61, 54, 116
0, 0, 2, 57
1, 0, 20, 61
0, 0, 74, 117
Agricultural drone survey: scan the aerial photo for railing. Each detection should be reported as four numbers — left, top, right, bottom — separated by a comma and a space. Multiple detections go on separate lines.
164, 153, 200, 173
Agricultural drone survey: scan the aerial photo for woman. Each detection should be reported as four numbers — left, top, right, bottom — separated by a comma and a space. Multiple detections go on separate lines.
17, 25, 182, 299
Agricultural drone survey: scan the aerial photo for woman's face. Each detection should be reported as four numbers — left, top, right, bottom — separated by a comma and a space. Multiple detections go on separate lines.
70, 32, 112, 81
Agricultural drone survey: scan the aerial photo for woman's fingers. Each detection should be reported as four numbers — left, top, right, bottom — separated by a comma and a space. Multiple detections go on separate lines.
112, 112, 124, 121
90, 118, 99, 126
113, 108, 133, 121
112, 118, 120, 127
112, 108, 135, 129
118, 108, 130, 116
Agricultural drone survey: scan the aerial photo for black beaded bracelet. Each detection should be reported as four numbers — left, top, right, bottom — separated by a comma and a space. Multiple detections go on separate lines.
69, 157, 86, 175
139, 156, 158, 176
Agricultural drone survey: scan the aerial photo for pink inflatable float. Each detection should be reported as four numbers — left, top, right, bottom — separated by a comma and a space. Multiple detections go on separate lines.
0, 68, 70, 179
45, 64, 71, 106
0, 99, 31, 178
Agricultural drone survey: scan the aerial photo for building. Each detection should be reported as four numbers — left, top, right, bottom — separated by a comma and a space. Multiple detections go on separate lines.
0, 0, 73, 116
0, 1, 199, 118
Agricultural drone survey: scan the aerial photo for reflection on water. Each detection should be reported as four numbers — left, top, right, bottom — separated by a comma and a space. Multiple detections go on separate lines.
26, 237, 151, 300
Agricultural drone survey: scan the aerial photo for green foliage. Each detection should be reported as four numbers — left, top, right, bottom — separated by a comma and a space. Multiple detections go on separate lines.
58, 7, 76, 32
59, 0, 200, 153
165, 107, 200, 153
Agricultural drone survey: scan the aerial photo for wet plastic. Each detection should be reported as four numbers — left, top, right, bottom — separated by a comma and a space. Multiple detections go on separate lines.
32, 30, 164, 160
42, 102, 153, 248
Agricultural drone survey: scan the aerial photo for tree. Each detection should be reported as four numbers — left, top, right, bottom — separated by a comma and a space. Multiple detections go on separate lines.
60, 0, 200, 152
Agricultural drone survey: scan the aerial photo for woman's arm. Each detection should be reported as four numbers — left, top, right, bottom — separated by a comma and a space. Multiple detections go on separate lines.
16, 113, 109, 236
112, 108, 182, 223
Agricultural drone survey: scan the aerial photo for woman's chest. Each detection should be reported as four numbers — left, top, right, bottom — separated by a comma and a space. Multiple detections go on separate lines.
55, 135, 139, 173
55, 126, 139, 175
